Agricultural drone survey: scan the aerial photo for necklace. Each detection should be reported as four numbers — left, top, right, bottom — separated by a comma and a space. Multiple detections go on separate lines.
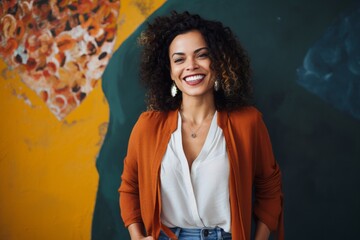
180, 110, 214, 138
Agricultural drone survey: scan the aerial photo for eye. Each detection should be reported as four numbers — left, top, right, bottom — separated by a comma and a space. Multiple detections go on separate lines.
174, 58, 184, 63
197, 52, 209, 58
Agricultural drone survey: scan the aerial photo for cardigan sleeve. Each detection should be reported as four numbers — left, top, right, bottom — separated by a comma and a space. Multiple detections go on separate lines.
118, 118, 143, 227
252, 112, 284, 239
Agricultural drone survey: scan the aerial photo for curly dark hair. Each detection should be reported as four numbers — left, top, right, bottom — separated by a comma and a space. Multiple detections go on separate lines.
139, 11, 253, 111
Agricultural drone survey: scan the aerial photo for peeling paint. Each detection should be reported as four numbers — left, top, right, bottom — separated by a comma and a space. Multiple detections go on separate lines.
96, 122, 109, 147
132, 0, 154, 16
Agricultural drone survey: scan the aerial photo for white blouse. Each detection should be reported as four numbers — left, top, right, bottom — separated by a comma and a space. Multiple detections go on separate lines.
160, 112, 231, 232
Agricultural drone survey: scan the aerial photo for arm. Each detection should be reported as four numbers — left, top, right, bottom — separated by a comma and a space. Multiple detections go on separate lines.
254, 220, 270, 240
128, 223, 154, 240
118, 119, 147, 236
253, 112, 284, 239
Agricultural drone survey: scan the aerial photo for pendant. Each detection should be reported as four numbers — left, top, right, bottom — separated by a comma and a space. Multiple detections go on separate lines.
191, 133, 197, 138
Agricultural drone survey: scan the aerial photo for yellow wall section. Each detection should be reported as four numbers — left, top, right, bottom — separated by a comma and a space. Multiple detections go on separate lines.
0, 0, 165, 239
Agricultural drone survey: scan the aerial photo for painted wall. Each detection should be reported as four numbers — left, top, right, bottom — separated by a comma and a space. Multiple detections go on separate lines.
0, 0, 164, 239
1, 1, 359, 240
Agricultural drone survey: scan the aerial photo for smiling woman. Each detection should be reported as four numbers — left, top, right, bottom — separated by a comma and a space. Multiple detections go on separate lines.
119, 11, 284, 240
137, 11, 253, 112
169, 31, 215, 100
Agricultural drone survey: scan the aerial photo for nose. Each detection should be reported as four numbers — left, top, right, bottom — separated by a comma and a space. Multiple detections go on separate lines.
186, 58, 199, 71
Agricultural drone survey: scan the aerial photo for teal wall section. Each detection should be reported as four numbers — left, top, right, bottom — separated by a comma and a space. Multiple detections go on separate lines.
93, 0, 360, 239
92, 25, 146, 240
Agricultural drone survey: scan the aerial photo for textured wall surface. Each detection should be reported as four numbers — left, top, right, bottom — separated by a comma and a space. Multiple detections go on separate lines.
0, 0, 120, 120
297, 7, 360, 119
1, 0, 359, 240
0, 0, 164, 239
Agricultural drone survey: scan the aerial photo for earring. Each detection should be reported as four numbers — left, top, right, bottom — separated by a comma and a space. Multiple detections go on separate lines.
214, 79, 220, 91
171, 83, 178, 97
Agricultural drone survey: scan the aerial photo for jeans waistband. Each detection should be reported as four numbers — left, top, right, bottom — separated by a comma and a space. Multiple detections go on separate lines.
162, 226, 231, 239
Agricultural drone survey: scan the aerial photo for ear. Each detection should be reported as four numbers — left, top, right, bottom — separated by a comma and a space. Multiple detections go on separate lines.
170, 72, 175, 82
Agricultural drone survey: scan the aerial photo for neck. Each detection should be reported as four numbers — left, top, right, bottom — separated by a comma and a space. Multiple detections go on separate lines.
180, 95, 216, 125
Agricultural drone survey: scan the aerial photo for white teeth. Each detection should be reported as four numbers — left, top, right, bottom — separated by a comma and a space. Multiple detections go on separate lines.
184, 75, 204, 82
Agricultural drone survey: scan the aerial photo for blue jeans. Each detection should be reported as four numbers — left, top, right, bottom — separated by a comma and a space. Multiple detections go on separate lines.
159, 227, 232, 240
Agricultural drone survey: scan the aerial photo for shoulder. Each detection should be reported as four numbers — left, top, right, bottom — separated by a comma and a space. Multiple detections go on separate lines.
138, 110, 168, 123
136, 110, 170, 127
131, 110, 175, 136
227, 106, 262, 125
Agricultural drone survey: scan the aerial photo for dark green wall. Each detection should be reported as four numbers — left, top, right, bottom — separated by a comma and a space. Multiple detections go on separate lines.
92, 1, 360, 239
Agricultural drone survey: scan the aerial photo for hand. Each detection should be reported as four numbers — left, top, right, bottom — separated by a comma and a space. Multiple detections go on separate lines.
133, 237, 153, 240
254, 220, 270, 240
128, 223, 154, 240
132, 235, 154, 240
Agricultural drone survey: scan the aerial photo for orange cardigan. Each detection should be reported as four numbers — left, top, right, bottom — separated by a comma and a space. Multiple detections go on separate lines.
119, 107, 284, 239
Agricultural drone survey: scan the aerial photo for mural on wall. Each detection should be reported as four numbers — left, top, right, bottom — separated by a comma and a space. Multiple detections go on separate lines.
0, 0, 120, 120
1, 0, 359, 239
297, 7, 360, 120
0, 1, 164, 239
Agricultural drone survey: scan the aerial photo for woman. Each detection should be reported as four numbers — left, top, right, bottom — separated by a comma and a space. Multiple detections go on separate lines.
119, 11, 284, 240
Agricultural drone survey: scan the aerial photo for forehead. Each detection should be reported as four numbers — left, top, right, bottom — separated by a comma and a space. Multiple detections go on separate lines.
169, 30, 207, 54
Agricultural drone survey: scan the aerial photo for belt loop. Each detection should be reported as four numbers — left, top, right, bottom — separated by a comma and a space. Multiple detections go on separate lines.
174, 227, 181, 238
217, 227, 223, 240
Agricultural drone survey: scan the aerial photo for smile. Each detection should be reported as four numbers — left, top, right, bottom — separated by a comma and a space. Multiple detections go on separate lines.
183, 74, 205, 82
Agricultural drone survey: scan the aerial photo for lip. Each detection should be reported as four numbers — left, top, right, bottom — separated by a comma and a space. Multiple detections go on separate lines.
182, 74, 205, 86
183, 74, 205, 83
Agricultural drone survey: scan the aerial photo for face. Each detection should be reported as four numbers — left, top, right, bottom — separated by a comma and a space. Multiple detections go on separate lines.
168, 30, 215, 99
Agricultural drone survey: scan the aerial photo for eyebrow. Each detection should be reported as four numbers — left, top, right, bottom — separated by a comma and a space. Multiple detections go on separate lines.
171, 47, 209, 58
